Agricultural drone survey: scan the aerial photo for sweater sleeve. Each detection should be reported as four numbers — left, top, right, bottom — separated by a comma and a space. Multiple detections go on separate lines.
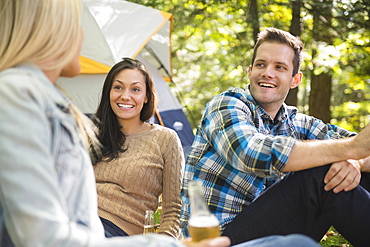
157, 128, 184, 238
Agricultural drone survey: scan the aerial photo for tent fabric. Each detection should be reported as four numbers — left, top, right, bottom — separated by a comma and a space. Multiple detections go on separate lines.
58, 74, 105, 113
153, 110, 194, 156
57, 0, 194, 154
80, 56, 111, 74
80, 0, 172, 75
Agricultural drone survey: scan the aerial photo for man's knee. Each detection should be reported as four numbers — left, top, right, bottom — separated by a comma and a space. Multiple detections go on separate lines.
278, 234, 318, 247
280, 164, 331, 190
232, 234, 318, 247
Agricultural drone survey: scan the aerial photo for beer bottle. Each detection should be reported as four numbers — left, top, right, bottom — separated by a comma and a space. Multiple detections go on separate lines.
143, 210, 155, 234
188, 180, 220, 242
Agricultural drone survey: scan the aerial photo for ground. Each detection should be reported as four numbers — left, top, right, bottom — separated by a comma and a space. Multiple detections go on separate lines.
320, 227, 352, 247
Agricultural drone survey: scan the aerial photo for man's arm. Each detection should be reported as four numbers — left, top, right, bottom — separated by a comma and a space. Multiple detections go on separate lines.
283, 137, 356, 172
283, 125, 370, 193
284, 123, 370, 171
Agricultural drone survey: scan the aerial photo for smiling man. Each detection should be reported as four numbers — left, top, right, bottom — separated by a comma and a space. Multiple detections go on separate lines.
180, 27, 370, 247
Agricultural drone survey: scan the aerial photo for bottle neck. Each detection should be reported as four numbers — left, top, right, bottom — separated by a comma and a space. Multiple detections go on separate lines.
144, 210, 154, 226
188, 181, 211, 216
188, 180, 220, 229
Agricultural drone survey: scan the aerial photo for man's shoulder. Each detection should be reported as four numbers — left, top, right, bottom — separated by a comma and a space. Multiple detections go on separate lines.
225, 87, 248, 97
227, 86, 246, 93
210, 87, 250, 104
201, 87, 256, 122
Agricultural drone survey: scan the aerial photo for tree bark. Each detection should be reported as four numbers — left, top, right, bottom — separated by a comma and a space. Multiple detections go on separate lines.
249, 0, 260, 44
285, 0, 302, 107
309, 0, 333, 123
309, 72, 332, 122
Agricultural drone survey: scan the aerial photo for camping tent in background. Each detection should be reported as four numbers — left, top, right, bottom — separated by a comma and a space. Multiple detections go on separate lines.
57, 0, 194, 155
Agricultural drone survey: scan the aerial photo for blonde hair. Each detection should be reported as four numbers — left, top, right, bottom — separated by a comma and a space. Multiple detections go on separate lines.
0, 0, 82, 71
71, 104, 102, 162
0, 0, 101, 157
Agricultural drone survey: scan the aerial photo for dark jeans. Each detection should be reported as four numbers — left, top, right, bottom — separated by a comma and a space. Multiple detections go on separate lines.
100, 217, 129, 237
222, 165, 370, 247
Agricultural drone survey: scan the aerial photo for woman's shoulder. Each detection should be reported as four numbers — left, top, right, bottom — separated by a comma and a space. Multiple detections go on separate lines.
0, 65, 61, 105
148, 124, 183, 155
0, 65, 60, 98
148, 123, 179, 141
150, 123, 177, 134
1, 65, 41, 88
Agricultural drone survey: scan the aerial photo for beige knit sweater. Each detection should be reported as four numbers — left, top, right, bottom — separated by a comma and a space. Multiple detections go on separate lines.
94, 124, 184, 238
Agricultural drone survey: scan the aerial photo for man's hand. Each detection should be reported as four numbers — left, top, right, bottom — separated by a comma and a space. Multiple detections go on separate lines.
360, 156, 370, 172
352, 124, 370, 159
182, 237, 231, 247
324, 159, 361, 193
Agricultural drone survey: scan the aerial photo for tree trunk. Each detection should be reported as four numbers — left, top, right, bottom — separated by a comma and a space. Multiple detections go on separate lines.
309, 0, 333, 123
285, 0, 302, 107
309, 72, 332, 122
249, 0, 260, 44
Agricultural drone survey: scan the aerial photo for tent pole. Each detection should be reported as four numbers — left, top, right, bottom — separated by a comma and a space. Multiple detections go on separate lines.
144, 45, 197, 128
143, 45, 172, 80
155, 110, 164, 126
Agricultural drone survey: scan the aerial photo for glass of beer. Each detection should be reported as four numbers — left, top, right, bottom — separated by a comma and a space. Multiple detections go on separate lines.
188, 215, 220, 242
143, 224, 155, 234
143, 210, 155, 234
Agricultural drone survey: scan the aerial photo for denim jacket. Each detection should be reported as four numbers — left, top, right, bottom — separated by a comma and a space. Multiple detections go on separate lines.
0, 65, 182, 247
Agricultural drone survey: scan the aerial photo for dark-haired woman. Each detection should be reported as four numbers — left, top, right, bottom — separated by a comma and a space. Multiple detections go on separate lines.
93, 58, 184, 239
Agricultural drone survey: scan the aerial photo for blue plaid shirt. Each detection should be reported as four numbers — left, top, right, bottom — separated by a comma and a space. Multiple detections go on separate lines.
180, 85, 356, 235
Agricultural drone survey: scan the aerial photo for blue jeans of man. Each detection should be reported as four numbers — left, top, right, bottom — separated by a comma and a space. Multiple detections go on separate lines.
233, 234, 318, 247
222, 165, 370, 247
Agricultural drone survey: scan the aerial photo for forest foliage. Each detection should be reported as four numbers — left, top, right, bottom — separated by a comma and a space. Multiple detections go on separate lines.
129, 0, 370, 133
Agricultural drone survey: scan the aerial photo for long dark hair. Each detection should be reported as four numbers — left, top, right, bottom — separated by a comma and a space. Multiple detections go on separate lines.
92, 57, 157, 163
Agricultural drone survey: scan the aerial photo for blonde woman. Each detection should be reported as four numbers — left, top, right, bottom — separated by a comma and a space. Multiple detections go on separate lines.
0, 0, 319, 247
0, 0, 231, 246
